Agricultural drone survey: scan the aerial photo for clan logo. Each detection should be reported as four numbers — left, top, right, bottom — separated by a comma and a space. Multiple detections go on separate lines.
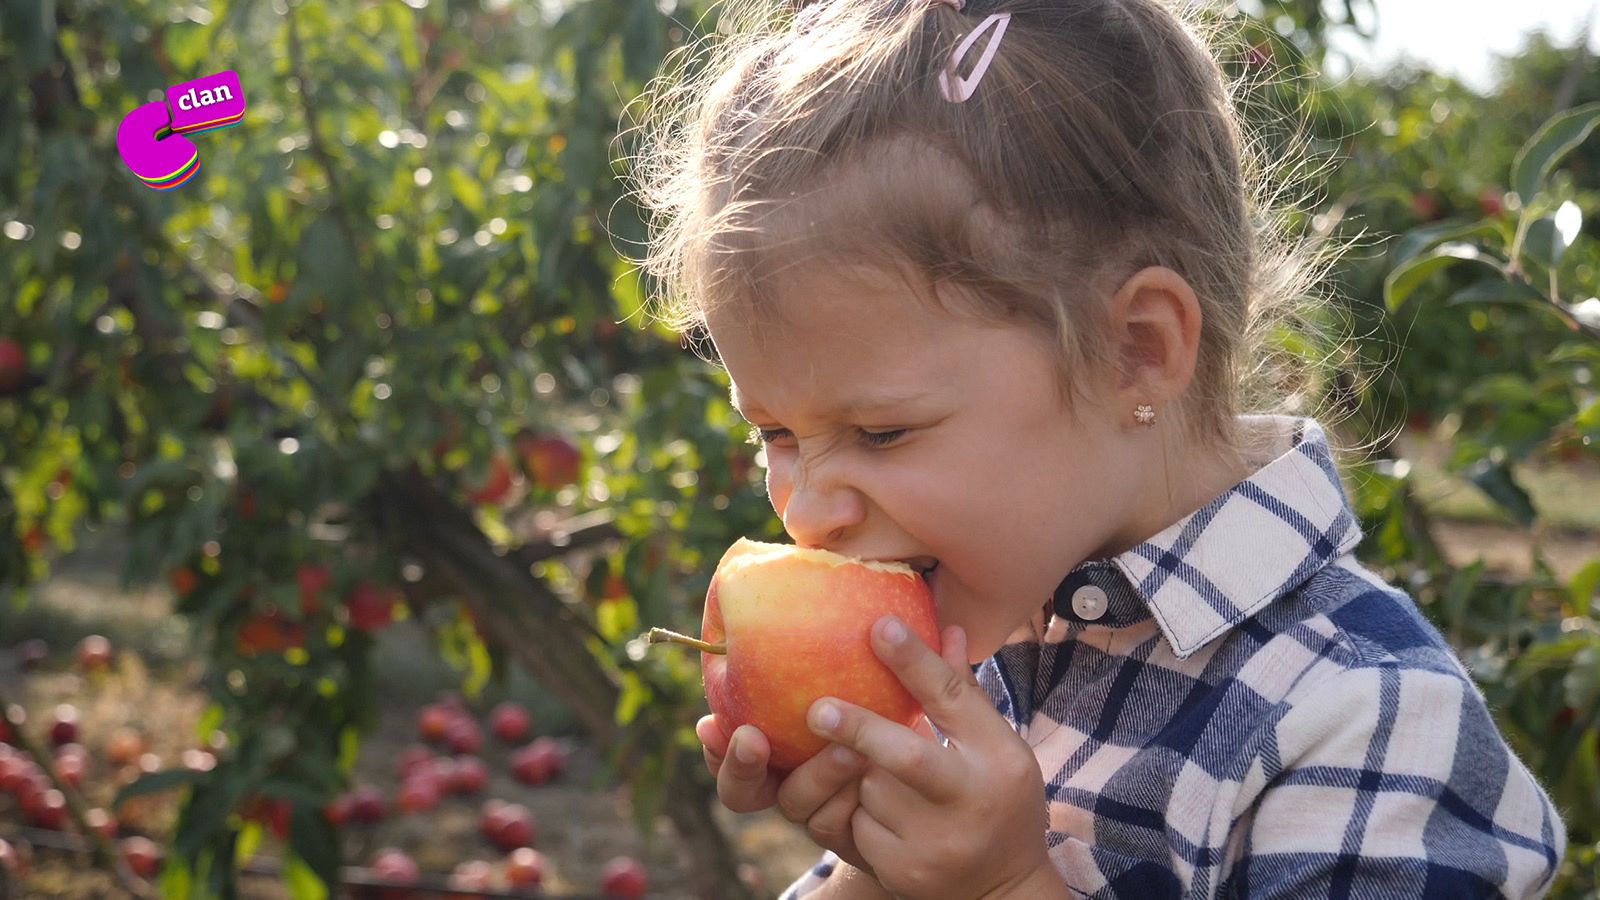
117, 70, 247, 191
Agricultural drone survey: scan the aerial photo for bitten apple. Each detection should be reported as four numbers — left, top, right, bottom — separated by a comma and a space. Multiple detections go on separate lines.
649, 538, 940, 771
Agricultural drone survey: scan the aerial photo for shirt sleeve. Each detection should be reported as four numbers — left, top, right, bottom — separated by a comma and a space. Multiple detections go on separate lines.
1226, 665, 1566, 898
780, 850, 841, 899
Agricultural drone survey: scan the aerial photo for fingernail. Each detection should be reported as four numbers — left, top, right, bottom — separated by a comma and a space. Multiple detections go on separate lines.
734, 732, 758, 765
880, 616, 906, 645
812, 701, 840, 733
832, 745, 861, 766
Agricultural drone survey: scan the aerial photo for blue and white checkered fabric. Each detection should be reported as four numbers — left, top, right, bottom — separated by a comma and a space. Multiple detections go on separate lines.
782, 415, 1566, 898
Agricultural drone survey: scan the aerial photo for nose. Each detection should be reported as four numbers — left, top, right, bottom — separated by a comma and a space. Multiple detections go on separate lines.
769, 450, 866, 550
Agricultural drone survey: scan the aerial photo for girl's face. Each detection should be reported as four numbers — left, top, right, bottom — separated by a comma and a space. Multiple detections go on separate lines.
705, 267, 1146, 663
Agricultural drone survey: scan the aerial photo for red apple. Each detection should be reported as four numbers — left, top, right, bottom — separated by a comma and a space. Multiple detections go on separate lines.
296, 563, 332, 616
371, 847, 420, 884
1479, 186, 1505, 218
651, 538, 940, 771
445, 718, 482, 756
417, 704, 454, 743
76, 634, 113, 671
515, 432, 581, 489
106, 728, 146, 767
0, 339, 25, 394
490, 702, 531, 744
49, 704, 81, 746
236, 610, 306, 656
397, 744, 434, 779
349, 785, 387, 824
52, 748, 85, 789
347, 582, 397, 632
84, 807, 119, 839
323, 793, 354, 826
449, 859, 497, 893
505, 847, 546, 888
450, 755, 488, 794
120, 836, 163, 879
467, 452, 517, 505
0, 837, 26, 878
481, 801, 536, 850
27, 788, 68, 829
1411, 191, 1441, 221
170, 566, 199, 597
599, 856, 649, 899
510, 738, 567, 786
397, 776, 441, 813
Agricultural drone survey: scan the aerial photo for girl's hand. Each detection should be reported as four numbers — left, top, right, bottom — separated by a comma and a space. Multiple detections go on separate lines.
804, 619, 1058, 900
695, 714, 876, 872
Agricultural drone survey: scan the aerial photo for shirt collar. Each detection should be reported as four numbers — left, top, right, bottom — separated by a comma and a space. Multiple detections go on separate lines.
1053, 415, 1364, 659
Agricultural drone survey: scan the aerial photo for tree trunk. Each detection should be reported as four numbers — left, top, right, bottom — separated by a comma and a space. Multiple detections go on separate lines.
370, 468, 753, 900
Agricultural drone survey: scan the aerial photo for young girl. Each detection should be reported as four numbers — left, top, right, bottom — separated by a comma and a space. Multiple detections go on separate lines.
628, 0, 1567, 895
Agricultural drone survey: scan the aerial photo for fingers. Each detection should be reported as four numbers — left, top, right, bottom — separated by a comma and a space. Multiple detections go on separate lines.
776, 743, 870, 826
869, 617, 988, 743
711, 724, 780, 813
807, 696, 963, 803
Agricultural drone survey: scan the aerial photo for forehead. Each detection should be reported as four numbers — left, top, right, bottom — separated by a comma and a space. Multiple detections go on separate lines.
709, 264, 962, 418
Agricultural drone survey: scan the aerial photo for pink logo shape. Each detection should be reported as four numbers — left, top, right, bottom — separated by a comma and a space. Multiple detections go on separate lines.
118, 70, 246, 191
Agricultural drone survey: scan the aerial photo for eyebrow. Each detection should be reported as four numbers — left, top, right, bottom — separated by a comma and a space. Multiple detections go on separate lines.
728, 383, 927, 420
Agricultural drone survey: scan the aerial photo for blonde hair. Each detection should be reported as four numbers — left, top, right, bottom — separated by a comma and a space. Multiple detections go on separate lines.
622, 0, 1360, 462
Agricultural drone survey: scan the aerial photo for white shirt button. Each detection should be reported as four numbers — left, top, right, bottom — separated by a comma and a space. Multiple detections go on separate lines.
1070, 584, 1109, 621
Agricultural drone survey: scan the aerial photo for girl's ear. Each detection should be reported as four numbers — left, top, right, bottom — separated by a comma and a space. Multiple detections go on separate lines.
1106, 266, 1203, 411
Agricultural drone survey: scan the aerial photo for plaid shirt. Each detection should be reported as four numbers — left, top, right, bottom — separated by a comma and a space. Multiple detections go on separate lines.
782, 415, 1566, 899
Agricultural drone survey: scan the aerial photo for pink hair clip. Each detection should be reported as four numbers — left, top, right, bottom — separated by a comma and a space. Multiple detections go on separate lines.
930, 0, 1010, 103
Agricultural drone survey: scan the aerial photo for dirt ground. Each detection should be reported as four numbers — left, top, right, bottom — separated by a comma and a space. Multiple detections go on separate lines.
2, 438, 1596, 898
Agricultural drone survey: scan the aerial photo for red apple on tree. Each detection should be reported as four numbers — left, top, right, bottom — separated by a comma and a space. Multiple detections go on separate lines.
296, 563, 332, 616
120, 836, 163, 879
49, 705, 81, 746
347, 582, 398, 632
0, 338, 25, 395
466, 451, 517, 505
515, 431, 581, 489
648, 538, 941, 771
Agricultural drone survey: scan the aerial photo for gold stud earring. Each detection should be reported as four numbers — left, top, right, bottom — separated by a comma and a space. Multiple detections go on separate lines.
1133, 403, 1156, 426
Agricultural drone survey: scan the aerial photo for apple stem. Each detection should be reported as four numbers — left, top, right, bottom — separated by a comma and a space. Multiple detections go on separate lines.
645, 627, 726, 655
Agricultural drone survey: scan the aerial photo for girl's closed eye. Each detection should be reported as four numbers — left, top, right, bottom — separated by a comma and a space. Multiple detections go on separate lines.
746, 425, 906, 447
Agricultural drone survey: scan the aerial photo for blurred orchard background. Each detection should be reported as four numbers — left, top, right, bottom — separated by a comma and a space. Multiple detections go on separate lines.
1, 0, 1598, 897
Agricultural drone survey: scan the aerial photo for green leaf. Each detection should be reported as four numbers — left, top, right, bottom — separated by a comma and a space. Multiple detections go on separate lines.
1570, 558, 1600, 613
235, 821, 263, 866
1512, 102, 1600, 205
1522, 201, 1583, 272
1443, 278, 1549, 312
1462, 457, 1537, 527
283, 855, 331, 900
1392, 218, 1505, 266
114, 767, 207, 808
1384, 243, 1506, 312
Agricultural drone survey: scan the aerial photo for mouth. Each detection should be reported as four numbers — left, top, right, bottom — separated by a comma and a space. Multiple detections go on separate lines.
900, 557, 939, 584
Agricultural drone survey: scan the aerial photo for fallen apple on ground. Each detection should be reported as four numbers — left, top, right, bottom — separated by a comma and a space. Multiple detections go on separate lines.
648, 538, 940, 771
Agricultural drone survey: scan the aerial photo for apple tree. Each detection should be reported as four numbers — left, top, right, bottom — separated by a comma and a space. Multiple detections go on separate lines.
0, 0, 774, 895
